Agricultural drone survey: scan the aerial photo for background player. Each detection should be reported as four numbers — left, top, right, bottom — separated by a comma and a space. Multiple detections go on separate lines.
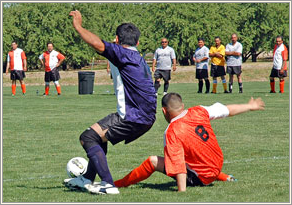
64, 10, 156, 195
6, 41, 27, 96
193, 38, 210, 93
39, 42, 65, 96
114, 93, 265, 192
209, 36, 229, 94
269, 35, 288, 93
152, 38, 177, 96
225, 33, 243, 93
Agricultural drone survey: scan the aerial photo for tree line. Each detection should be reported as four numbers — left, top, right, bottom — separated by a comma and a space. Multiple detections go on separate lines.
2, 3, 289, 70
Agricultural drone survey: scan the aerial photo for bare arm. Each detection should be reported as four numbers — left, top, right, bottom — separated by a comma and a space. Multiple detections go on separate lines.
225, 51, 241, 56
6, 62, 10, 74
106, 61, 110, 73
227, 97, 265, 117
196, 57, 208, 63
172, 58, 177, 71
39, 59, 44, 68
23, 59, 27, 71
152, 59, 157, 72
69, 10, 105, 53
176, 173, 187, 192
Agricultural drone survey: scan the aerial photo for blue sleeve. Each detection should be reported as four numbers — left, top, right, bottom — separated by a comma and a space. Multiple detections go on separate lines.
100, 40, 124, 69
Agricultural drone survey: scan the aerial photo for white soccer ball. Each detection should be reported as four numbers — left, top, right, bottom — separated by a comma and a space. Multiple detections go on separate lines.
66, 157, 88, 178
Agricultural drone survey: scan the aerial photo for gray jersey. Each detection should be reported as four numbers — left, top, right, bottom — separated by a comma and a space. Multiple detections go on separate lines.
193, 46, 209, 70
225, 42, 243, 66
153, 46, 176, 70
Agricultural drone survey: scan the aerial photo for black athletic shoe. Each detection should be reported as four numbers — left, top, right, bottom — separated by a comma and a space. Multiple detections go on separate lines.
197, 91, 202, 93
224, 90, 229, 93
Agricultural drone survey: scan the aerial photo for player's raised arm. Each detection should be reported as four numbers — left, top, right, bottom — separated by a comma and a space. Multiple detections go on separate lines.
226, 97, 265, 117
69, 10, 105, 53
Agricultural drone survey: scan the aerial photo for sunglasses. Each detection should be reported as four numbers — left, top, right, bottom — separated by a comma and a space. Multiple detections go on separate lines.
161, 41, 168, 43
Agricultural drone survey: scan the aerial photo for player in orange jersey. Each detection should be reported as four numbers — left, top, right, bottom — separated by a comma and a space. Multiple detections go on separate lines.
6, 41, 27, 96
269, 36, 288, 93
114, 93, 265, 191
39, 42, 65, 96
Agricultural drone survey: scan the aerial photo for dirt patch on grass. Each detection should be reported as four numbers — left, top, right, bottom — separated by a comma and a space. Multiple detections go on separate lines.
2, 61, 289, 86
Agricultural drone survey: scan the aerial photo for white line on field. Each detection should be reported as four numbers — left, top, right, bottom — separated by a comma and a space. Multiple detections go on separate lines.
3, 156, 289, 182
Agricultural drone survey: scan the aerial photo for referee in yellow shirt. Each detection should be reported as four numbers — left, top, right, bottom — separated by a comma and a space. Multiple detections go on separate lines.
209, 37, 229, 93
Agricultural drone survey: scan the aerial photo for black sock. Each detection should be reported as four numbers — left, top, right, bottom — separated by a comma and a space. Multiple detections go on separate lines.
198, 81, 203, 92
154, 81, 160, 92
229, 83, 233, 93
239, 82, 243, 92
205, 79, 210, 93
164, 81, 169, 93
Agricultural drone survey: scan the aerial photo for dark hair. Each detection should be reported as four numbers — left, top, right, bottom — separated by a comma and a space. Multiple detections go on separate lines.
276, 35, 283, 41
11, 41, 17, 44
162, 92, 182, 108
197, 37, 205, 42
214, 36, 221, 40
116, 23, 140, 46
47, 42, 54, 46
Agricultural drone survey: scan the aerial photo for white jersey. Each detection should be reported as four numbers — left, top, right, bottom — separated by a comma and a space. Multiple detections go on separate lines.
109, 61, 126, 119
153, 46, 176, 70
273, 43, 288, 70
194, 46, 209, 70
226, 42, 243, 66
7, 48, 26, 71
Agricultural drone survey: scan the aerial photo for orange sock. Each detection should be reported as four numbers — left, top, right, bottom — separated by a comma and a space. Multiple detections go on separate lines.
21, 84, 26, 94
56, 85, 61, 95
114, 157, 155, 187
280, 80, 285, 93
270, 81, 275, 92
12, 85, 16, 95
45, 86, 50, 95
216, 172, 229, 181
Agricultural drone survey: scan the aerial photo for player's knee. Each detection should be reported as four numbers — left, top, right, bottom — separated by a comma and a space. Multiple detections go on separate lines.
149, 156, 158, 167
79, 128, 102, 150
45, 82, 50, 87
54, 81, 59, 86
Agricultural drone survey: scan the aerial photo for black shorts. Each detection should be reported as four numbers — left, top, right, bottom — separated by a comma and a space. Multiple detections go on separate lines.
270, 68, 287, 78
11, 70, 25, 80
210, 64, 226, 77
227, 66, 242, 75
98, 113, 153, 145
154, 69, 171, 81
45, 69, 60, 82
196, 69, 208, 79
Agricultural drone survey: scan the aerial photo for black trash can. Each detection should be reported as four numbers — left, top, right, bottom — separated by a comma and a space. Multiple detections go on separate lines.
78, 71, 95, 94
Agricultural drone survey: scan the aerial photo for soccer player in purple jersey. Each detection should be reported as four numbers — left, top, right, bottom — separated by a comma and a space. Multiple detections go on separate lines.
64, 10, 157, 195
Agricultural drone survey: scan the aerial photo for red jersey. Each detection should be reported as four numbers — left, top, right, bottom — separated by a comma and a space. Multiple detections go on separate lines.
7, 48, 26, 71
164, 106, 224, 185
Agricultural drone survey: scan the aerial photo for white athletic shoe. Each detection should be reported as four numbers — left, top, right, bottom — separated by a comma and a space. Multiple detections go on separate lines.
86, 181, 119, 195
63, 175, 92, 190
163, 92, 167, 96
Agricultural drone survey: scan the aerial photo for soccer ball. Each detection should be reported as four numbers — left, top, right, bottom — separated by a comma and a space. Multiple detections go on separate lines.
66, 157, 88, 178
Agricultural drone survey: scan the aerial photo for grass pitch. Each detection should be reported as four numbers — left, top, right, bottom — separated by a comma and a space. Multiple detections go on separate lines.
2, 81, 290, 203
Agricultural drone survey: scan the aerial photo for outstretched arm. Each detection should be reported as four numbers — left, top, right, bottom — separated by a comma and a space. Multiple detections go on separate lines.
227, 97, 265, 117
69, 10, 105, 53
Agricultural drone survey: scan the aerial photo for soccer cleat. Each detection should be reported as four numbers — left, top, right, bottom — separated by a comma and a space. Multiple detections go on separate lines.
11, 94, 15, 97
270, 90, 276, 93
86, 181, 119, 195
43, 93, 48, 96
211, 91, 216, 94
227, 175, 237, 182
197, 91, 202, 93
224, 90, 229, 93
205, 91, 209, 94
63, 175, 92, 191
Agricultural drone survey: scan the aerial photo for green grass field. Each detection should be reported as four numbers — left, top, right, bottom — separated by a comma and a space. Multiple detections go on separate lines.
2, 81, 290, 203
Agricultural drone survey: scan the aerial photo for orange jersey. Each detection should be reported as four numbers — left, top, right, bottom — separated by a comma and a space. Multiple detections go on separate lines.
39, 50, 65, 72
7, 48, 26, 71
164, 106, 224, 185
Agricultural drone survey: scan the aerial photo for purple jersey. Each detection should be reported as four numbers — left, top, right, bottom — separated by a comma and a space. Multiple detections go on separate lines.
101, 40, 157, 125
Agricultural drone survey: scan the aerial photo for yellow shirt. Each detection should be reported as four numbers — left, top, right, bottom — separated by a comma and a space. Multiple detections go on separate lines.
209, 45, 225, 66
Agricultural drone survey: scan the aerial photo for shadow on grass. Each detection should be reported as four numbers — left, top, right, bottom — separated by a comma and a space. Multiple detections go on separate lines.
135, 181, 177, 191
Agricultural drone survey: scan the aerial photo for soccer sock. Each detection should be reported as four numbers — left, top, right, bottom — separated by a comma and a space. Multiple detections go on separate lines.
56, 85, 61, 94
239, 82, 243, 92
114, 157, 155, 187
45, 86, 50, 95
198, 81, 203, 92
280, 79, 285, 93
212, 80, 217, 93
216, 172, 229, 181
205, 79, 210, 93
270, 79, 275, 92
83, 159, 97, 182
21, 84, 26, 94
154, 81, 160, 92
229, 83, 233, 93
86, 145, 114, 185
222, 79, 227, 91
164, 81, 169, 93
12, 84, 16, 95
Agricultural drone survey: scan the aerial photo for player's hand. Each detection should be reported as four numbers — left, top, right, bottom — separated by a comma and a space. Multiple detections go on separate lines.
173, 66, 177, 71
23, 67, 27, 72
152, 67, 155, 72
280, 69, 284, 74
248, 97, 265, 111
69, 10, 83, 30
